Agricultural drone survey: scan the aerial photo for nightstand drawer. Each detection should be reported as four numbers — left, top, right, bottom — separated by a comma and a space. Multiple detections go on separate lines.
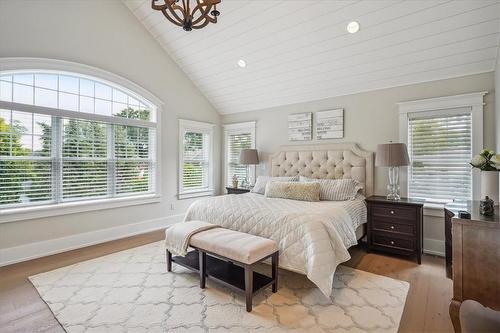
371, 204, 417, 221
372, 232, 415, 252
372, 219, 415, 236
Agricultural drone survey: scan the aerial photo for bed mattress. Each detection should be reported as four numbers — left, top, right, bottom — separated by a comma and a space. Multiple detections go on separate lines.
184, 192, 367, 297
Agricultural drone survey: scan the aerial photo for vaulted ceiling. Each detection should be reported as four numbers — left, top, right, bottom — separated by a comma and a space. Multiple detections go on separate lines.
125, 0, 500, 114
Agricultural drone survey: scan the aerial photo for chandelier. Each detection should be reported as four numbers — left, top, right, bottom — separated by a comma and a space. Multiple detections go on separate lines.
152, 0, 221, 31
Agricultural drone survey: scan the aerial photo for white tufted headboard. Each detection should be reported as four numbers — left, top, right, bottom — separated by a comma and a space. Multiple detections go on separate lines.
269, 143, 374, 197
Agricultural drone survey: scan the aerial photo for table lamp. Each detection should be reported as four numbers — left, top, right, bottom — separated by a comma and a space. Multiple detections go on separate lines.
375, 143, 410, 200
239, 149, 259, 188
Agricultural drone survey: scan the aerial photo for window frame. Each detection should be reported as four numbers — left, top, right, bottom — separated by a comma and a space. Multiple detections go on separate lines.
398, 92, 486, 215
0, 58, 163, 223
223, 121, 256, 187
178, 119, 215, 199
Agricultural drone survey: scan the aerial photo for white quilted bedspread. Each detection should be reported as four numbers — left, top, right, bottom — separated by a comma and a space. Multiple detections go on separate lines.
184, 193, 367, 298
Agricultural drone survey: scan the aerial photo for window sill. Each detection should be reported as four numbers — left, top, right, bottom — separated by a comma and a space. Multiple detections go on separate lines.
178, 190, 214, 200
0, 194, 161, 224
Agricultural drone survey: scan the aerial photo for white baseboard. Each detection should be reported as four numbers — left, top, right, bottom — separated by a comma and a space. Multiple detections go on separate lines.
0, 215, 446, 267
0, 214, 184, 267
423, 238, 445, 257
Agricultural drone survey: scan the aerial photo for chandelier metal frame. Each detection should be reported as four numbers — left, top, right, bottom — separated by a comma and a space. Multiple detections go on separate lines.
151, 0, 221, 31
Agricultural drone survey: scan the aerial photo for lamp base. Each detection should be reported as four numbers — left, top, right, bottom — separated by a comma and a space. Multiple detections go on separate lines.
386, 166, 401, 201
386, 192, 401, 201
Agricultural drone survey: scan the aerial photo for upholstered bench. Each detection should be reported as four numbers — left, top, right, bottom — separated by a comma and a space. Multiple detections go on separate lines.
166, 228, 279, 312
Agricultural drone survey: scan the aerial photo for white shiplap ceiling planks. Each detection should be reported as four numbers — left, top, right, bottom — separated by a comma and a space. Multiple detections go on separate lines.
125, 0, 500, 114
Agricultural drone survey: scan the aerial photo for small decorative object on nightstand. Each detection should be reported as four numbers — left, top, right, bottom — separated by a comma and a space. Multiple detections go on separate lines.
232, 174, 239, 188
366, 196, 424, 264
226, 187, 250, 195
480, 196, 495, 216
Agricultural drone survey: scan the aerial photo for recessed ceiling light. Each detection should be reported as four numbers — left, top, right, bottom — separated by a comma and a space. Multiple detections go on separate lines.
237, 59, 247, 68
347, 21, 360, 34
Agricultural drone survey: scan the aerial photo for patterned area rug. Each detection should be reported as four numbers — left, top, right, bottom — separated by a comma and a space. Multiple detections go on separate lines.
29, 241, 409, 333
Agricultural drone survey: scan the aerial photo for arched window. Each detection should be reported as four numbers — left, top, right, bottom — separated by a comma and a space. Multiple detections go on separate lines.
0, 66, 159, 214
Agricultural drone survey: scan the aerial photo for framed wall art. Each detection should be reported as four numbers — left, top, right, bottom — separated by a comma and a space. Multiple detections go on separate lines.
316, 109, 344, 139
288, 112, 312, 141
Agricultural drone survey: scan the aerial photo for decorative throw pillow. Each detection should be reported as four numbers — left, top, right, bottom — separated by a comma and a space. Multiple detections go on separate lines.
299, 176, 363, 201
264, 181, 320, 202
252, 176, 299, 194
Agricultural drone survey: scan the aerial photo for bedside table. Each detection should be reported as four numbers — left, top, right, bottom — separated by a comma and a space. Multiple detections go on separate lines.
226, 187, 250, 195
366, 196, 424, 264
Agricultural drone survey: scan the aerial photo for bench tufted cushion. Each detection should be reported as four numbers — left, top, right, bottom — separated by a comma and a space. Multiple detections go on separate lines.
190, 228, 278, 264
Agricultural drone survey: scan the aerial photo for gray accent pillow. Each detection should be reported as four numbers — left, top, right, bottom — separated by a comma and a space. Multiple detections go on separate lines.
251, 176, 298, 194
264, 181, 320, 202
299, 176, 362, 201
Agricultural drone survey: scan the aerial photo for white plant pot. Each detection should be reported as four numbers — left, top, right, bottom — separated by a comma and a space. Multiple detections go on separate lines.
480, 171, 499, 205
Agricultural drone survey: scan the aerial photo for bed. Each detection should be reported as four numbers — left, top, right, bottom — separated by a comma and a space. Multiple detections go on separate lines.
184, 143, 374, 297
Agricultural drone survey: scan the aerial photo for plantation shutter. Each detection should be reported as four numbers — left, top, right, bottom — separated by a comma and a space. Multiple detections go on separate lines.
114, 125, 155, 196
408, 111, 472, 209
0, 109, 53, 206
227, 132, 252, 185
62, 119, 108, 200
182, 130, 210, 191
0, 71, 157, 210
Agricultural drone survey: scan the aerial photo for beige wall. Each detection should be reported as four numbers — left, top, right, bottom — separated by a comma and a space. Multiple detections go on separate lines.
0, 1, 221, 249
222, 72, 495, 252
496, 53, 500, 151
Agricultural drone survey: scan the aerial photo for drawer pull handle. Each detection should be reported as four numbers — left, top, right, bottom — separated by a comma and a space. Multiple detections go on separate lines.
390, 210, 395, 215
390, 240, 395, 245
390, 225, 395, 230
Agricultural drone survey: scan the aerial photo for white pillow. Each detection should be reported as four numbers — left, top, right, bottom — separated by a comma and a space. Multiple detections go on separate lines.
264, 181, 320, 202
299, 176, 362, 201
252, 176, 299, 194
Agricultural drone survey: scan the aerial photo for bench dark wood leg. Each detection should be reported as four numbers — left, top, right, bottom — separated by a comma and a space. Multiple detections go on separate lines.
272, 251, 279, 293
244, 264, 253, 312
166, 250, 172, 272
199, 250, 206, 289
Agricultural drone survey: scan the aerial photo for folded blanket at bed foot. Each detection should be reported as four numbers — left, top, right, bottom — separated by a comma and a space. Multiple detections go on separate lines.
164, 220, 218, 256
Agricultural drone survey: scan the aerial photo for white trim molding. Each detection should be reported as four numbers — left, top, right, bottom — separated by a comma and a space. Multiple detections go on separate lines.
423, 238, 445, 257
0, 214, 184, 267
178, 119, 215, 199
0, 195, 161, 224
0, 57, 164, 108
223, 121, 257, 187
223, 121, 256, 131
398, 91, 487, 201
397, 91, 487, 114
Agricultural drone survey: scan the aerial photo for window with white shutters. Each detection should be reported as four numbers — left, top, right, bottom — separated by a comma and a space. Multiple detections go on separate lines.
223, 122, 256, 186
0, 71, 158, 211
408, 112, 472, 209
178, 120, 214, 199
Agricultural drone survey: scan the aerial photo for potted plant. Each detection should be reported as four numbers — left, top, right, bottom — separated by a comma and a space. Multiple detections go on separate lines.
470, 149, 500, 204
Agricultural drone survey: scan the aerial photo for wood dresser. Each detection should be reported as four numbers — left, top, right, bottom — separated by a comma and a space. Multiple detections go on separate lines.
446, 201, 500, 333
366, 196, 424, 264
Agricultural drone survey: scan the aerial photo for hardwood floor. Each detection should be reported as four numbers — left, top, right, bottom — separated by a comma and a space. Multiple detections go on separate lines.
1, 231, 499, 333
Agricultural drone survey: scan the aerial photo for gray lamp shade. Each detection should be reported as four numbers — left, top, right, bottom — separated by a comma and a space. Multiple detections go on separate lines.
375, 143, 410, 167
239, 149, 259, 165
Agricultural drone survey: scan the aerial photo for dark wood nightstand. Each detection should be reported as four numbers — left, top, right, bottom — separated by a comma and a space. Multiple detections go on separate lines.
226, 187, 250, 195
366, 196, 424, 264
